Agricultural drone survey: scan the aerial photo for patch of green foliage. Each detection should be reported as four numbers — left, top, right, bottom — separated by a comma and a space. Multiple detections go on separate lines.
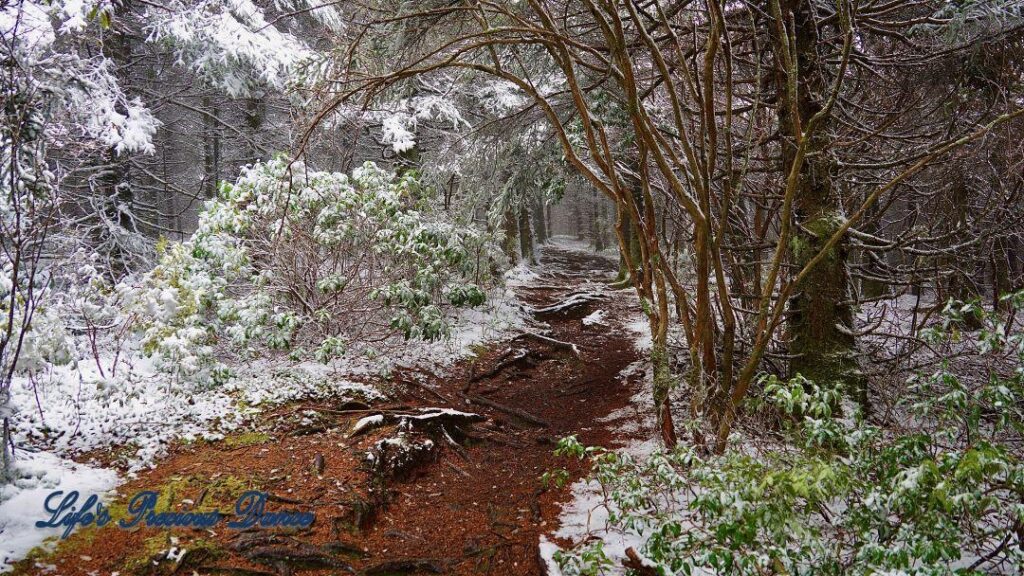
552, 293, 1024, 575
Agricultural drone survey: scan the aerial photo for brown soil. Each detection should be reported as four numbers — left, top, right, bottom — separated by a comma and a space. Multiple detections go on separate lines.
13, 245, 649, 576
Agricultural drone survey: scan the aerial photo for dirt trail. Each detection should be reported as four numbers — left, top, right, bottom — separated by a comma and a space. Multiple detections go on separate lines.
15, 243, 648, 576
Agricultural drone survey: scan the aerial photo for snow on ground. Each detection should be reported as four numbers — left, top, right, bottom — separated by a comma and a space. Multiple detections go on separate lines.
582, 309, 608, 327
7, 355, 382, 474
7, 284, 527, 469
0, 451, 120, 572
447, 286, 530, 355
1, 282, 530, 570
541, 331, 660, 575
626, 316, 653, 352
546, 235, 619, 259
505, 262, 542, 287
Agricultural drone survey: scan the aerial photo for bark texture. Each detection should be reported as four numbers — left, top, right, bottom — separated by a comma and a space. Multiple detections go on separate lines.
773, 0, 860, 393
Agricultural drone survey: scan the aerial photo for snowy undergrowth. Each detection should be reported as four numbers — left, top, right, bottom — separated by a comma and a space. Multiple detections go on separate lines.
542, 296, 1024, 576
6, 281, 527, 471
0, 280, 527, 572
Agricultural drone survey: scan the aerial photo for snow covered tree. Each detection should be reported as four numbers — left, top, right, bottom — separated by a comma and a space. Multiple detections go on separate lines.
0, 0, 161, 480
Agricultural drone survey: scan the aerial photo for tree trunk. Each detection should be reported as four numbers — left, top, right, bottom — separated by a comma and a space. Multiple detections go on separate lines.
532, 197, 547, 245
614, 178, 644, 285
774, 0, 860, 396
502, 206, 519, 265
246, 97, 264, 162
518, 204, 535, 264
651, 335, 678, 448
545, 203, 552, 240
1, 385, 12, 483
573, 197, 585, 240
591, 196, 606, 251
100, 9, 137, 278
202, 94, 221, 198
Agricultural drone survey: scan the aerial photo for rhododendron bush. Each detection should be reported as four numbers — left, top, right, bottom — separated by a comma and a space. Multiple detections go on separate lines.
132, 157, 499, 382
550, 295, 1024, 575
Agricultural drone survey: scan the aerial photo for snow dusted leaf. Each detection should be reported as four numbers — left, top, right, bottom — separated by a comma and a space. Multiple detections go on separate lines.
379, 92, 468, 154
382, 113, 417, 153
272, 0, 344, 32
56, 0, 116, 33
477, 79, 528, 113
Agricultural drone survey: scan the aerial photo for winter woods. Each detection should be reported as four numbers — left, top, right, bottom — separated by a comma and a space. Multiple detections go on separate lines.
315, 0, 1024, 450
2, 0, 1024, 574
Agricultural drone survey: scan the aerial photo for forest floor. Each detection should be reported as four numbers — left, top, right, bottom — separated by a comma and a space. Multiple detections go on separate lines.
12, 243, 651, 576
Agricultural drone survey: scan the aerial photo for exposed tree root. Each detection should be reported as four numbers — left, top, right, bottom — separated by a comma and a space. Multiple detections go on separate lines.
349, 408, 485, 438
460, 393, 551, 428
360, 559, 444, 575
532, 291, 609, 316
242, 544, 355, 574
512, 332, 581, 357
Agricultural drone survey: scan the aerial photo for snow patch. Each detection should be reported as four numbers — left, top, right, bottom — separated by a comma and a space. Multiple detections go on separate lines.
538, 535, 564, 576
0, 452, 120, 572
504, 263, 541, 287
581, 309, 608, 327
626, 316, 652, 352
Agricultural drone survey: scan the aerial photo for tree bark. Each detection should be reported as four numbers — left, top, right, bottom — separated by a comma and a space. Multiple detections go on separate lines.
532, 196, 547, 245
502, 205, 519, 265
518, 204, 535, 264
773, 0, 859, 394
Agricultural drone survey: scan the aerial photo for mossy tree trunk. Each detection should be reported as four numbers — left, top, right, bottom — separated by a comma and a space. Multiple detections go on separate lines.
773, 0, 860, 400
614, 176, 644, 285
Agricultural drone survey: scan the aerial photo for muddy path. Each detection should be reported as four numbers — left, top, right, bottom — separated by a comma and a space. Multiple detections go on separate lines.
15, 244, 648, 576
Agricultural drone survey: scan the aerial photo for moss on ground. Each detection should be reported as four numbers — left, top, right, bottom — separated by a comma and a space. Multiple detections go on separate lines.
221, 431, 271, 448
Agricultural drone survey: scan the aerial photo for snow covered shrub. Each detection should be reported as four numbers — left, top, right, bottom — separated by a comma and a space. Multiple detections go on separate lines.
1, 37, 56, 481
554, 295, 1024, 575
132, 157, 498, 382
